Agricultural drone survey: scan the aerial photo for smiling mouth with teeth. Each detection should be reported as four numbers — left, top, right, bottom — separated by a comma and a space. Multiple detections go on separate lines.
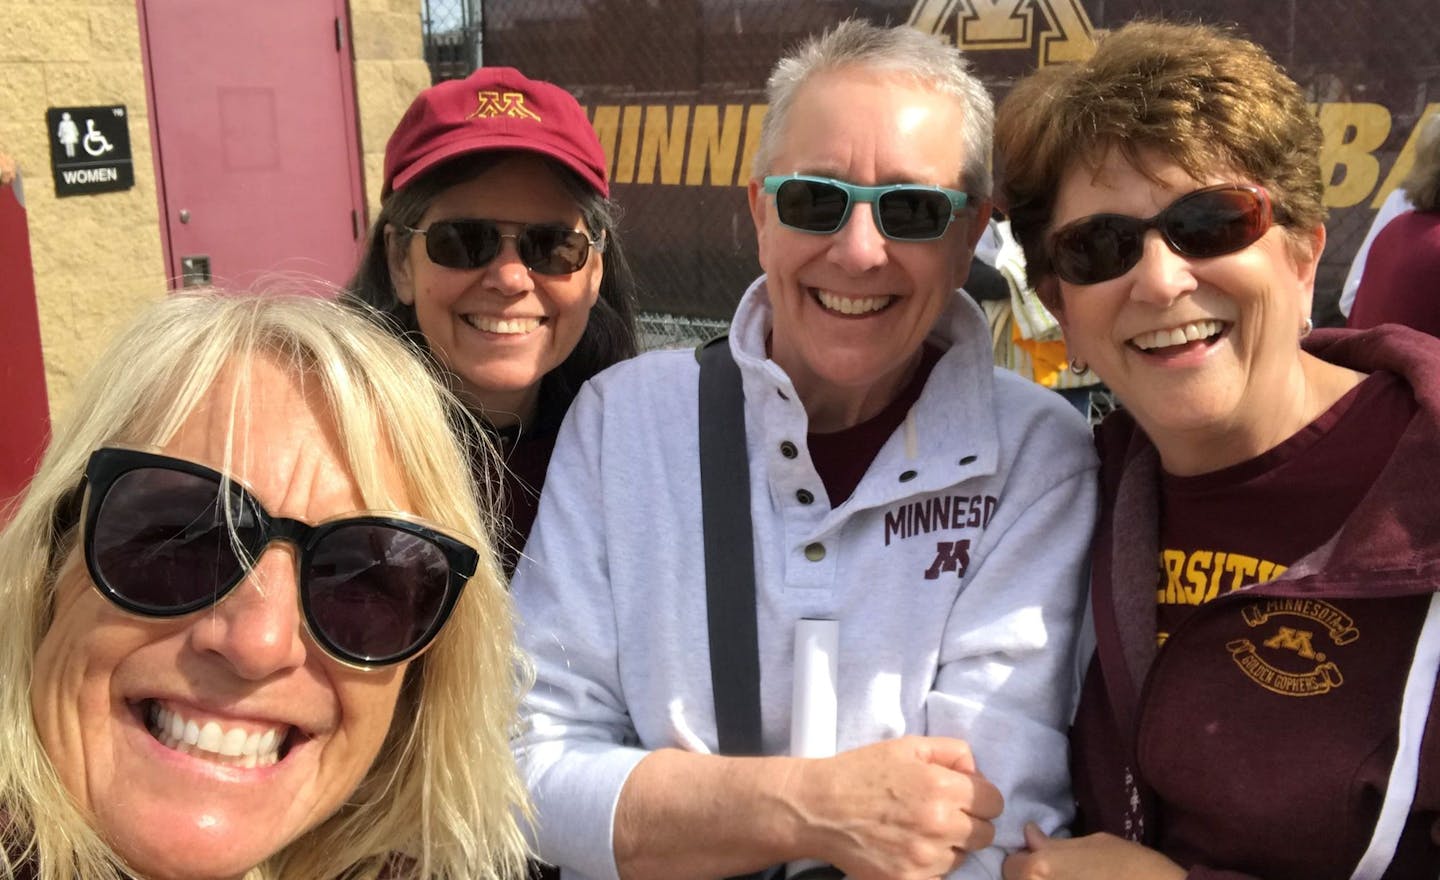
143, 701, 292, 768
813, 289, 895, 316
463, 314, 544, 335
1130, 319, 1228, 352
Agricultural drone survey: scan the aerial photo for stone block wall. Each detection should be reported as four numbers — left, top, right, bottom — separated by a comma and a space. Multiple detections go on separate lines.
350, 0, 430, 217
1, 0, 428, 421
0, 0, 166, 419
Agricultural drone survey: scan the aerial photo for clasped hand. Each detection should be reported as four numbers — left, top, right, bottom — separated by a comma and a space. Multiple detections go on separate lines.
1001, 824, 1187, 880
793, 735, 1003, 880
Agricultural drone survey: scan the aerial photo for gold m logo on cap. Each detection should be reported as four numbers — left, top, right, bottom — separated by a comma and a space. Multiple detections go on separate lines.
469, 90, 541, 121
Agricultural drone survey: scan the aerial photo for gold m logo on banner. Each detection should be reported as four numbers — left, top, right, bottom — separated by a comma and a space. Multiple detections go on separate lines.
469, 91, 541, 121
907, 0, 1097, 66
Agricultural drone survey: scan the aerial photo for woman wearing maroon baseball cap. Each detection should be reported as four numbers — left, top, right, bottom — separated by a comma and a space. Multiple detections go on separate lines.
347, 66, 638, 576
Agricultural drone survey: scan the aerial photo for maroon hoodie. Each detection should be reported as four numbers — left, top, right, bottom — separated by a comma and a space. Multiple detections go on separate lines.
1072, 325, 1440, 879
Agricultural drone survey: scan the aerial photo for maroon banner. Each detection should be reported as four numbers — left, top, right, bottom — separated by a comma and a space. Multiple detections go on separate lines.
479, 0, 1440, 324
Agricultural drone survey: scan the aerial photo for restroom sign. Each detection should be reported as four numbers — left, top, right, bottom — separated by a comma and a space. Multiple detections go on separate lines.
47, 105, 134, 197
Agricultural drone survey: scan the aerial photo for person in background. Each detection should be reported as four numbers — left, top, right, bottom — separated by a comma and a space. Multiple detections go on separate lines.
1348, 111, 1440, 337
0, 291, 529, 880
996, 19, 1440, 879
513, 19, 1097, 880
346, 66, 639, 575
962, 216, 1013, 304
1338, 188, 1414, 320
972, 215, 1105, 418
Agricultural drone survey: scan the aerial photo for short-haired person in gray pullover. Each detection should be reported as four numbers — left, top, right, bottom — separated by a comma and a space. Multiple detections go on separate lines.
510, 20, 1098, 880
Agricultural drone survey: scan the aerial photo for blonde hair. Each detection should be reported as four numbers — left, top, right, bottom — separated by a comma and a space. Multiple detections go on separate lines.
0, 291, 530, 880
1402, 111, 1440, 212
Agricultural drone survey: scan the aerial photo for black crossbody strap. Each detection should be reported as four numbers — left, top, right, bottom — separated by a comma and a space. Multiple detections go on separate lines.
697, 337, 763, 759
698, 338, 767, 880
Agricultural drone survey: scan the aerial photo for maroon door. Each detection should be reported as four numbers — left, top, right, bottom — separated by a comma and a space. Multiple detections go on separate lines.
139, 0, 366, 290
0, 172, 51, 512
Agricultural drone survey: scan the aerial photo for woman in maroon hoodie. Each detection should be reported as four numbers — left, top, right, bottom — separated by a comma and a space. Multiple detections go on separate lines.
994, 20, 1440, 880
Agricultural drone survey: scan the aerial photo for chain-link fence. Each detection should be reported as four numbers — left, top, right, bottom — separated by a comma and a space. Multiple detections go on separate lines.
635, 311, 731, 352
421, 0, 482, 83
419, 0, 1440, 332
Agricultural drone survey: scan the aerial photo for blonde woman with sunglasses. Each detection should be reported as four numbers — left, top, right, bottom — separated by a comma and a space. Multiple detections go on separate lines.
0, 291, 529, 880
996, 20, 1440, 880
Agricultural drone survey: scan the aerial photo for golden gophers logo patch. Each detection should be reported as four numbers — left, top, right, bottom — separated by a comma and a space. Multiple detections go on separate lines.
1227, 598, 1358, 697
469, 90, 541, 121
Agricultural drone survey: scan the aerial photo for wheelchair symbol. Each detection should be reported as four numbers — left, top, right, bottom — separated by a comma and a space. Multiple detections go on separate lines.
82, 119, 114, 157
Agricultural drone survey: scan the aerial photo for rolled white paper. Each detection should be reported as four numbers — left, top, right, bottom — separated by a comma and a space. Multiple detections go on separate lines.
789, 618, 840, 879
790, 618, 839, 757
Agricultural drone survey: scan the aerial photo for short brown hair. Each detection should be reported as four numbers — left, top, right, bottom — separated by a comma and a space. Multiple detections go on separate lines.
994, 20, 1326, 305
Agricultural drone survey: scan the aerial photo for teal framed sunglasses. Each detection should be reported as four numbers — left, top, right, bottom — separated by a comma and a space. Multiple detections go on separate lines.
761, 174, 971, 241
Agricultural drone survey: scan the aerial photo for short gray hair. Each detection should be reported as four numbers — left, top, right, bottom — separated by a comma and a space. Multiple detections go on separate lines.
751, 19, 994, 197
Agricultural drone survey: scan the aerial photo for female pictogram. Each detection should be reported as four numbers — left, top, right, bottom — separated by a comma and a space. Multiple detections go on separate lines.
56, 113, 80, 158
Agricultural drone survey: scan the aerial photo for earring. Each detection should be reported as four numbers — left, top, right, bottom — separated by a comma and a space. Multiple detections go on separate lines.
1069, 357, 1089, 375
1300, 317, 1314, 338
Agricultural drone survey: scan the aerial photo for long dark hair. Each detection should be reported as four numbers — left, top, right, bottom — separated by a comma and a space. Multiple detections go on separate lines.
345, 151, 640, 418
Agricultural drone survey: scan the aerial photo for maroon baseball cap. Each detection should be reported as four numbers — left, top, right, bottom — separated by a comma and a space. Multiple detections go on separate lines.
383, 67, 609, 197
